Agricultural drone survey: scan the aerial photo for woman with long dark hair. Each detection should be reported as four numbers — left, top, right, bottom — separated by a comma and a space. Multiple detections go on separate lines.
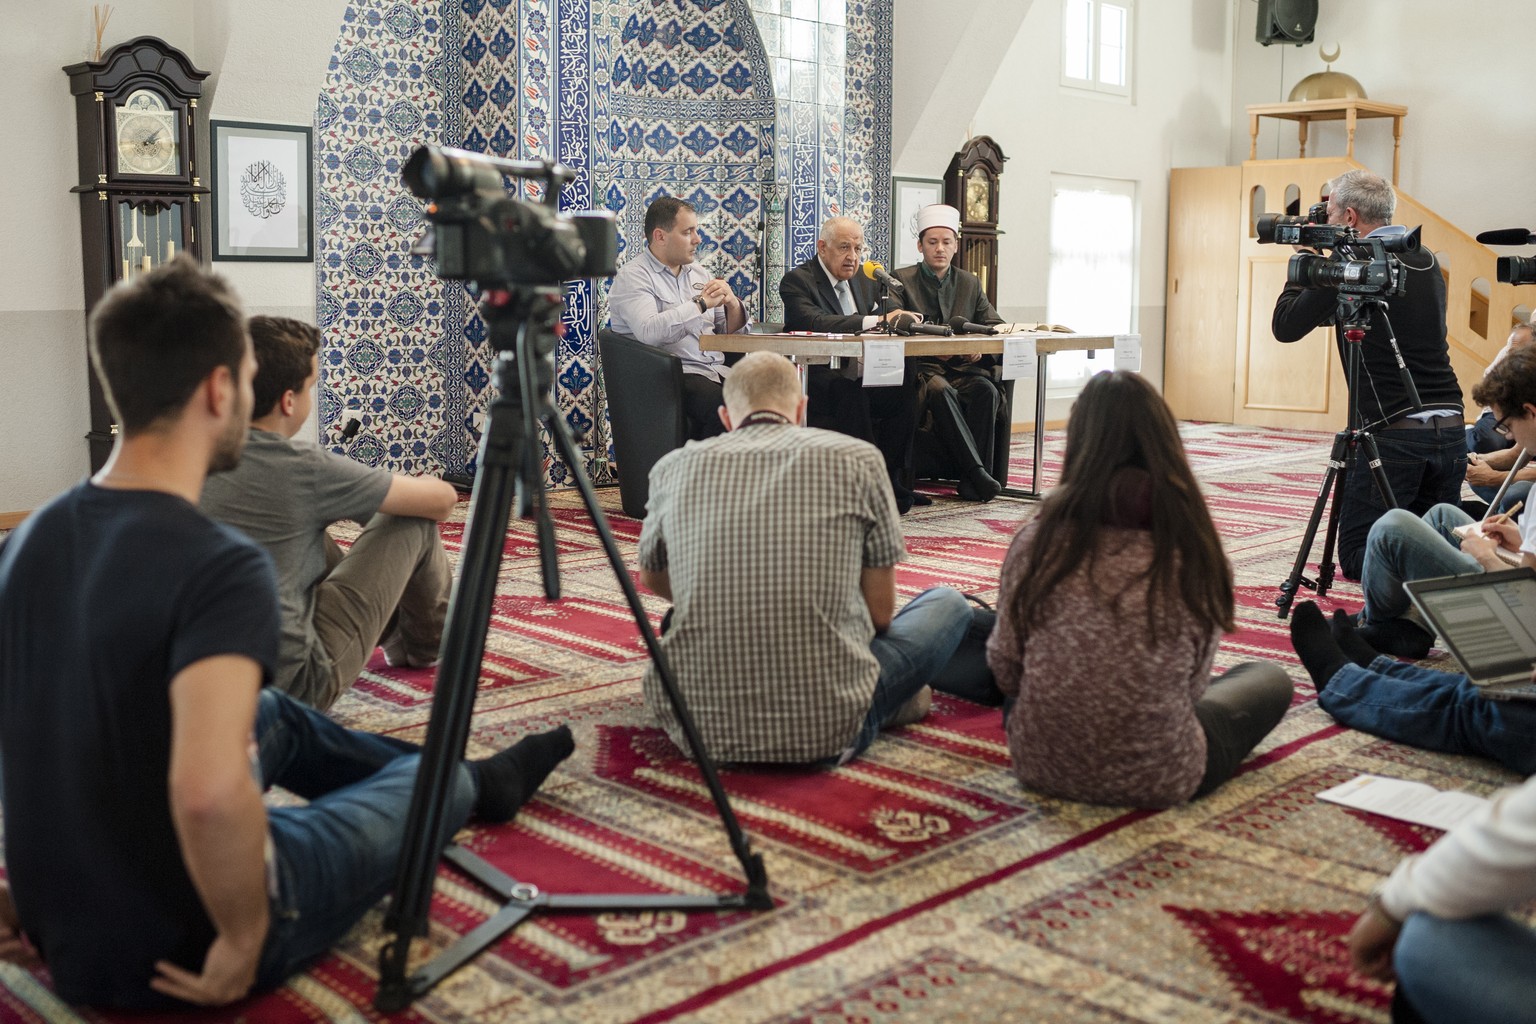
986, 370, 1292, 807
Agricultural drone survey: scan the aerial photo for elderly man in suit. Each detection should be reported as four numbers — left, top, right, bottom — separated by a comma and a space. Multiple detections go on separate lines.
779, 217, 928, 513
894, 204, 1006, 502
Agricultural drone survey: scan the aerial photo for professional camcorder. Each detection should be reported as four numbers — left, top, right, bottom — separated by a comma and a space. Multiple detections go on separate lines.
1474, 228, 1536, 286
402, 144, 617, 286
1500, 257, 1536, 286
1254, 202, 1336, 247
1258, 204, 1421, 299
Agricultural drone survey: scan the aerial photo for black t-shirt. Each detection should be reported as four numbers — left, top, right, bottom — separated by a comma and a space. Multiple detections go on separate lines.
0, 483, 278, 1007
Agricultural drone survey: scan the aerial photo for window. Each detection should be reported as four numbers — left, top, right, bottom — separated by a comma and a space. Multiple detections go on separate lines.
1062, 0, 1133, 97
1045, 175, 1137, 387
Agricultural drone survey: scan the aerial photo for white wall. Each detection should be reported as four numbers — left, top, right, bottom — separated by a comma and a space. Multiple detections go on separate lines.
893, 0, 1536, 425
0, 1, 342, 516
1232, 0, 1536, 235
895, 0, 1236, 420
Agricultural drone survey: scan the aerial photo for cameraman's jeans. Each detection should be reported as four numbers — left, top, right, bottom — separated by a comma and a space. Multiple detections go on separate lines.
250, 689, 476, 992
1394, 913, 1536, 1024
1360, 505, 1479, 624
1337, 423, 1466, 580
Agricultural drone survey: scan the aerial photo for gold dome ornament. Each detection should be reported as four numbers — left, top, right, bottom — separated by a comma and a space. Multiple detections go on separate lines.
1289, 45, 1368, 101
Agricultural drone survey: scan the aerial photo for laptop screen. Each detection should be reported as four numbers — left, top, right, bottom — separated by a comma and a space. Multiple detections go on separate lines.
1412, 573, 1536, 678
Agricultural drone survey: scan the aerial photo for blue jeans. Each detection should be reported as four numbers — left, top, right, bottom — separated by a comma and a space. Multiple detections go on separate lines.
1360, 505, 1480, 624
1395, 913, 1536, 1023
1472, 478, 1533, 512
841, 587, 973, 761
250, 689, 476, 991
1467, 410, 1511, 455
1337, 425, 1466, 580
1318, 656, 1536, 775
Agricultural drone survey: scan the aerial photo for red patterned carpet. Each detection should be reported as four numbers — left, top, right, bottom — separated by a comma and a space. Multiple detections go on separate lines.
0, 423, 1515, 1023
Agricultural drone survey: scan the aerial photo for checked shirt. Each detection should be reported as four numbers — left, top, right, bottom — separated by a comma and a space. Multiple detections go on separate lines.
637, 422, 905, 762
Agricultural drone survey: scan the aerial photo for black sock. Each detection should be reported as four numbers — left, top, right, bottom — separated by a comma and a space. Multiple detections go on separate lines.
1356, 618, 1435, 660
469, 725, 575, 824
1330, 609, 1382, 667
1289, 601, 1350, 693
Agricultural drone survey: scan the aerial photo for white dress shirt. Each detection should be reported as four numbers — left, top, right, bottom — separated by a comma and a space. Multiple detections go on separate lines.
606, 247, 749, 380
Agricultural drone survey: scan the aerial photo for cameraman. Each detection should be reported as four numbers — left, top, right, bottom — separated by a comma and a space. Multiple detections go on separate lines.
1272, 169, 1465, 581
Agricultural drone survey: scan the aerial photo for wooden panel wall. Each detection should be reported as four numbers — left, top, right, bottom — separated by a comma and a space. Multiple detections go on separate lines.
1166, 157, 1524, 430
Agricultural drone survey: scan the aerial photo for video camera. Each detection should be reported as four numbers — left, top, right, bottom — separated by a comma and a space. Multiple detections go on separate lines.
1501, 257, 1536, 286
1257, 202, 1421, 300
402, 144, 617, 287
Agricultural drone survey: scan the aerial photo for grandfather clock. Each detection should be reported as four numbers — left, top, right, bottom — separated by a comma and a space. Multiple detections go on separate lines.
943, 136, 1007, 307
65, 36, 211, 470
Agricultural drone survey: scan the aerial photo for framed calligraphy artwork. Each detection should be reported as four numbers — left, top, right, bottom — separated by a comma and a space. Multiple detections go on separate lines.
211, 120, 313, 261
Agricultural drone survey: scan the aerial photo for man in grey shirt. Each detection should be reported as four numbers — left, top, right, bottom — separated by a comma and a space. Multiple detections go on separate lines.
606, 195, 750, 439
201, 317, 458, 709
636, 352, 972, 765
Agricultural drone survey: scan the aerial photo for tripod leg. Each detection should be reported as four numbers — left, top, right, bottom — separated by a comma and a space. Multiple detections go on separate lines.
1314, 455, 1348, 598
1355, 432, 1400, 509
541, 409, 770, 904
378, 388, 525, 1002
1276, 431, 1348, 619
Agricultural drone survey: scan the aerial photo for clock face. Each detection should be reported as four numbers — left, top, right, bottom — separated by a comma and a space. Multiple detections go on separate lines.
965, 168, 992, 222
115, 89, 180, 176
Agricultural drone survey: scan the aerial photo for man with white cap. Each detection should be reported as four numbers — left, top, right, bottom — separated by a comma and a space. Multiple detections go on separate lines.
894, 204, 1006, 502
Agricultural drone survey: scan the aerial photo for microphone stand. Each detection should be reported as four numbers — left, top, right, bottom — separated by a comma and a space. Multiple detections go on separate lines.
1489, 447, 1532, 513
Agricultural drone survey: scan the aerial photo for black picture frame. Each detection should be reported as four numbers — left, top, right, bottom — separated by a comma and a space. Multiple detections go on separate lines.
211, 119, 313, 261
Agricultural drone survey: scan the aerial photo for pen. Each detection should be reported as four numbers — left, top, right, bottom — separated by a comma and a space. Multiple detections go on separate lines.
1488, 500, 1524, 527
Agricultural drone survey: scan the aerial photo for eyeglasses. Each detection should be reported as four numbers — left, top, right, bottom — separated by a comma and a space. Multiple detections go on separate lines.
829, 242, 868, 257
1493, 410, 1522, 438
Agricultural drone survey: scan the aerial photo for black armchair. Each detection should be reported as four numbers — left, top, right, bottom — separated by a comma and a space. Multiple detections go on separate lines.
912, 371, 1017, 485
597, 329, 688, 518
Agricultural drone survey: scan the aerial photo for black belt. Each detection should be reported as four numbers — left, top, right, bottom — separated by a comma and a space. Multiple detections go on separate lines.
1382, 413, 1462, 431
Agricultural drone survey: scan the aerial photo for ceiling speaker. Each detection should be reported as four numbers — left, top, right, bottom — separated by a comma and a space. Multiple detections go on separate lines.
1256, 0, 1318, 47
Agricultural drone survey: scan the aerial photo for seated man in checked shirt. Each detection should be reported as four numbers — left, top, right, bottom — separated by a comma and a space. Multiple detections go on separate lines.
634, 351, 974, 765
607, 195, 750, 440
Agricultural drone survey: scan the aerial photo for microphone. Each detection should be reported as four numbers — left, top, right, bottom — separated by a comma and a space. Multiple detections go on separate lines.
1476, 228, 1536, 246
1489, 447, 1532, 513
861, 260, 905, 293
947, 316, 998, 336
889, 313, 953, 337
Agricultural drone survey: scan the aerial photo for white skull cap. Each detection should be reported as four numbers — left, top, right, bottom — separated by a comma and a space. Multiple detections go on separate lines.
915, 204, 961, 238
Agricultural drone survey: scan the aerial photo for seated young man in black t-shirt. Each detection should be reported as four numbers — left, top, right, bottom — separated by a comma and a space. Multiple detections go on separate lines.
0, 259, 573, 1009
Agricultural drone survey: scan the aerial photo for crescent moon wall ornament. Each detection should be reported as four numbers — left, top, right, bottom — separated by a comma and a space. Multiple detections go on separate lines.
1319, 43, 1341, 65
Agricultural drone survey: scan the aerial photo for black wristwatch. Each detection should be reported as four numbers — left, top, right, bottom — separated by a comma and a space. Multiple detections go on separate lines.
695, 296, 708, 314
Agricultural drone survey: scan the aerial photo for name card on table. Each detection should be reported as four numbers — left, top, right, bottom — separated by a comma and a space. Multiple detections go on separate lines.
1001, 335, 1037, 380
1113, 334, 1142, 372
862, 339, 906, 386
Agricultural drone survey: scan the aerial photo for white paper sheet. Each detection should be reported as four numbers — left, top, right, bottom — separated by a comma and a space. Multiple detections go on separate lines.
1316, 774, 1489, 831
1113, 334, 1141, 372
861, 339, 905, 387
1001, 335, 1037, 380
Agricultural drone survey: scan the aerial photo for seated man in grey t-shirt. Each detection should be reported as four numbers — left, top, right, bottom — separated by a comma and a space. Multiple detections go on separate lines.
201, 316, 458, 709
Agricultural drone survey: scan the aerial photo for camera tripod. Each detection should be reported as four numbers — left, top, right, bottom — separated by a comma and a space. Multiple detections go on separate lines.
1275, 294, 1421, 619
375, 286, 771, 1011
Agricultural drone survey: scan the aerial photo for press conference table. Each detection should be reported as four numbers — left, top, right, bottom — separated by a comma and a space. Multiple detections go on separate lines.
702, 331, 1117, 499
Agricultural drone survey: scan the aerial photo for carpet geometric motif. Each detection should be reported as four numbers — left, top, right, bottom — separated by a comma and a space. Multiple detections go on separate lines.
2, 424, 1518, 1023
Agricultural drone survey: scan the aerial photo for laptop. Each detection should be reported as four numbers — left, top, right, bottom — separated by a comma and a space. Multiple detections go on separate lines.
1404, 567, 1536, 700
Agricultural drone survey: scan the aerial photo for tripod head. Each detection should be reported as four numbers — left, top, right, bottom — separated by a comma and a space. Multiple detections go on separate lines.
1336, 291, 1423, 427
